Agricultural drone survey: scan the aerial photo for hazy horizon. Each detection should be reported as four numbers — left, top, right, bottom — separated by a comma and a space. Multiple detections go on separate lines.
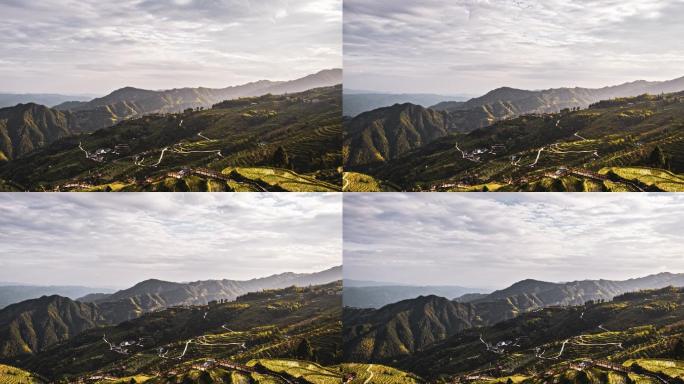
0, 0, 341, 94
344, 193, 684, 289
344, 0, 684, 94
0, 193, 342, 287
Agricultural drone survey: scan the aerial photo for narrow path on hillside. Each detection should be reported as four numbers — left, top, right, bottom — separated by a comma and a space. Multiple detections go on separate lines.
363, 365, 375, 384
574, 132, 588, 141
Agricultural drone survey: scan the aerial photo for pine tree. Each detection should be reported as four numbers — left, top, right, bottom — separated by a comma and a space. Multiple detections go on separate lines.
296, 338, 314, 360
648, 146, 667, 168
273, 146, 290, 168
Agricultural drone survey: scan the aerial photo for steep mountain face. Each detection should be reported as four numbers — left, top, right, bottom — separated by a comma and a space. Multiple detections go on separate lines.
1, 86, 342, 191
343, 103, 453, 167
19, 282, 342, 381
343, 295, 483, 362
0, 103, 76, 160
344, 285, 488, 309
87, 266, 342, 313
343, 273, 684, 362
0, 295, 106, 358
399, 286, 684, 381
345, 76, 684, 168
0, 285, 114, 310
56, 69, 342, 131
356, 91, 684, 190
0, 268, 341, 360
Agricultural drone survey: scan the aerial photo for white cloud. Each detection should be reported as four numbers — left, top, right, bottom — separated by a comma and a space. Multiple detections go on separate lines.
344, 193, 684, 289
0, 193, 341, 287
344, 0, 684, 94
0, 0, 341, 94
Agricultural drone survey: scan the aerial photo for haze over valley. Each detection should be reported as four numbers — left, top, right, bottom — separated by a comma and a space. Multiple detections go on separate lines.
342, 193, 684, 383
0, 0, 343, 192
0, 192, 344, 383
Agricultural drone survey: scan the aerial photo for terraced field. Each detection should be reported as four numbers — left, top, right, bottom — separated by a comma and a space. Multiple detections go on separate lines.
346, 92, 684, 191
340, 363, 423, 384
0, 86, 342, 192
0, 364, 44, 384
348, 288, 684, 383
342, 172, 399, 192
12, 283, 342, 383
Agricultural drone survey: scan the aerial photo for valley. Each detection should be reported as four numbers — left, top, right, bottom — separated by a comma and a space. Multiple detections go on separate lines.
0, 281, 343, 383
343, 274, 684, 383
0, 71, 342, 192
343, 84, 684, 192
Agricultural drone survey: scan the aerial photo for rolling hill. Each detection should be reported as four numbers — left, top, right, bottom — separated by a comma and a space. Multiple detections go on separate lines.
55, 69, 342, 131
396, 286, 684, 383
343, 273, 684, 363
0, 86, 342, 191
0, 267, 341, 361
346, 91, 684, 191
8, 282, 342, 383
86, 266, 342, 310
344, 76, 684, 173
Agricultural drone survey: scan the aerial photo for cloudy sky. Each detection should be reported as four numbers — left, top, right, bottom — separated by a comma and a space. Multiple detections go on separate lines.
0, 193, 341, 288
0, 0, 341, 95
344, 193, 684, 289
345, 0, 684, 95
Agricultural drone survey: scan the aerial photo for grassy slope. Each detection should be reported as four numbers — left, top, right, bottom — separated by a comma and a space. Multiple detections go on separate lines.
340, 363, 423, 384
350, 93, 684, 191
0, 86, 342, 191
17, 283, 341, 382
350, 287, 684, 383
0, 364, 44, 384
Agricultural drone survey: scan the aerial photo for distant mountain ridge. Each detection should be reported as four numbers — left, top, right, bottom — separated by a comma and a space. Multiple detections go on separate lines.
56, 69, 342, 131
0, 267, 341, 359
345, 75, 684, 167
344, 284, 489, 308
343, 272, 684, 362
0, 93, 94, 109
0, 285, 115, 309
343, 92, 467, 117
83, 266, 342, 311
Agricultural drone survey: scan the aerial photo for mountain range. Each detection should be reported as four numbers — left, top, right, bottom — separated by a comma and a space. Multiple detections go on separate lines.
344, 75, 684, 169
343, 91, 468, 117
0, 266, 341, 359
0, 284, 115, 309
0, 85, 342, 191
343, 272, 684, 362
393, 286, 684, 382
4, 281, 342, 383
345, 91, 684, 192
343, 284, 488, 308
0, 93, 94, 109
0, 69, 341, 164
56, 69, 342, 131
